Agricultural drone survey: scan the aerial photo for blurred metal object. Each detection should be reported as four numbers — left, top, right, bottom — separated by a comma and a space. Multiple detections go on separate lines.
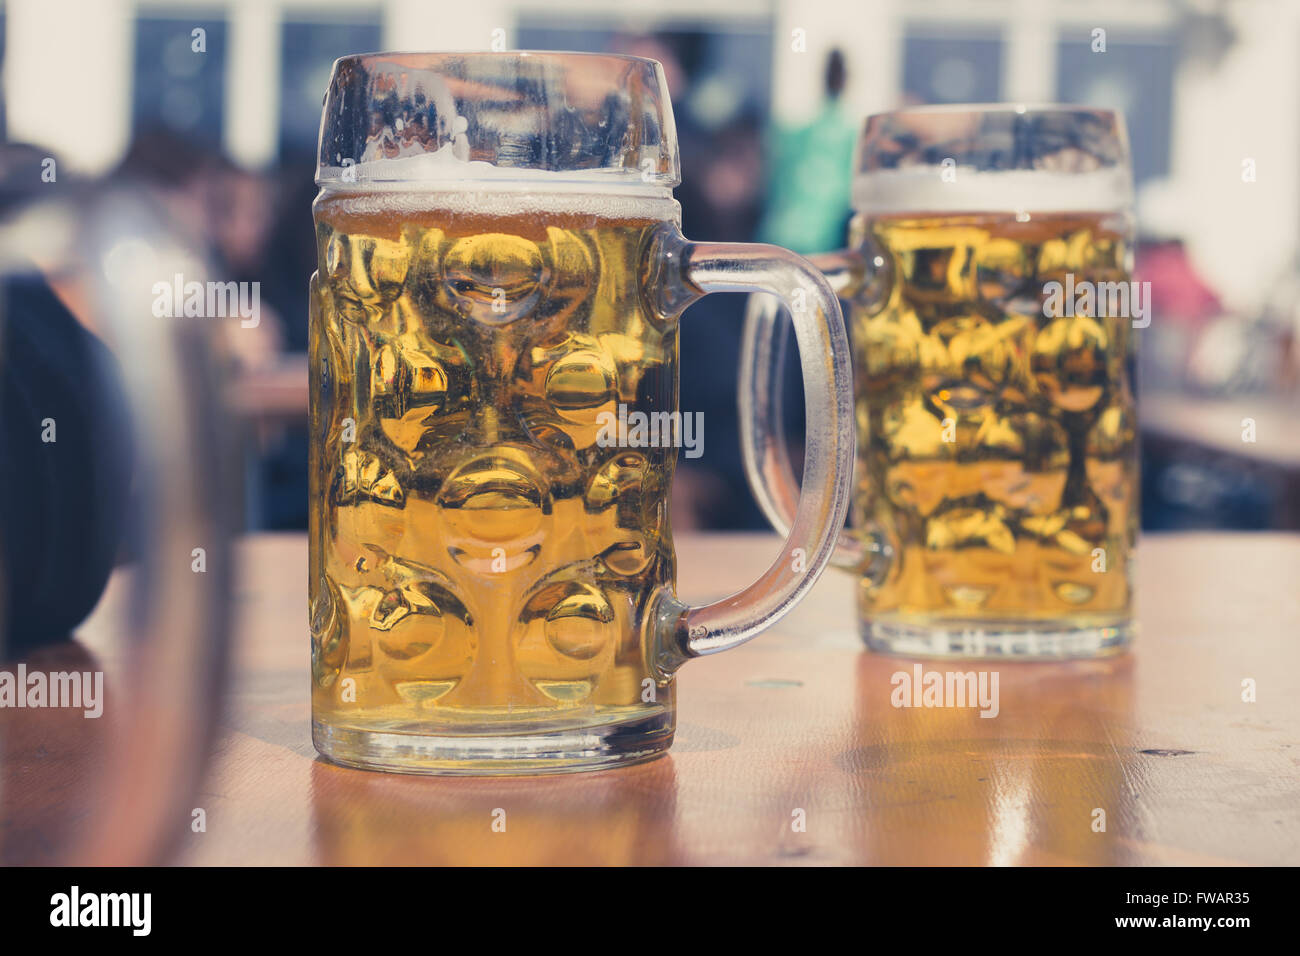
0, 181, 235, 864
1184, 313, 1281, 394
1184, 256, 1300, 396
1259, 259, 1300, 394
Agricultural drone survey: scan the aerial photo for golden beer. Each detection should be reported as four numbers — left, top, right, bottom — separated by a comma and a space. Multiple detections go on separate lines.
309, 191, 682, 756
847, 209, 1137, 650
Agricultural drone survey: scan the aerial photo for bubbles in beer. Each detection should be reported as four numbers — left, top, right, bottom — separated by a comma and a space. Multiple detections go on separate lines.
309, 191, 679, 730
442, 232, 545, 325
851, 210, 1136, 626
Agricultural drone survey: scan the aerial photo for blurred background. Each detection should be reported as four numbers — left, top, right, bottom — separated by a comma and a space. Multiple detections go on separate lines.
3, 0, 1297, 533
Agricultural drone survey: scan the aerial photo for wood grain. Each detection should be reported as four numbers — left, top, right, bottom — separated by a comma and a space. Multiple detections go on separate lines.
7, 532, 1300, 865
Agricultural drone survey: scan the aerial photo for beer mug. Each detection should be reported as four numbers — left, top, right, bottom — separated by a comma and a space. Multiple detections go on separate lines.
743, 106, 1137, 659
309, 52, 853, 774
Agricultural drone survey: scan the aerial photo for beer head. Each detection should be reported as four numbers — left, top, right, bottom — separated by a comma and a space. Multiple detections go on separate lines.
851, 105, 1133, 215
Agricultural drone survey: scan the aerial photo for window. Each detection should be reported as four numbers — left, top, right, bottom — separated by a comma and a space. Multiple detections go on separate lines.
278, 17, 382, 161
1056, 35, 1176, 186
133, 16, 227, 146
902, 30, 1004, 106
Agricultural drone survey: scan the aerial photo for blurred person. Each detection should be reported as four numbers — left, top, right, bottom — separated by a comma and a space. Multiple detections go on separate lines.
245, 154, 321, 530
209, 163, 276, 291
113, 128, 284, 374
612, 32, 776, 530
674, 107, 775, 531
0, 144, 134, 656
118, 129, 316, 530
736, 50, 858, 531
758, 49, 856, 255
1137, 238, 1223, 325
260, 155, 320, 354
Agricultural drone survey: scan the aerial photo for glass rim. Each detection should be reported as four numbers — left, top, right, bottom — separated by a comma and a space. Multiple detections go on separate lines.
316, 49, 680, 189
329, 49, 666, 72
863, 102, 1123, 120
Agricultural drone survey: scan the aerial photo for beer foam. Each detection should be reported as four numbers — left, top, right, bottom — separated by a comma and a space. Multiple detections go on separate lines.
318, 183, 679, 223
852, 167, 1133, 215
319, 140, 675, 201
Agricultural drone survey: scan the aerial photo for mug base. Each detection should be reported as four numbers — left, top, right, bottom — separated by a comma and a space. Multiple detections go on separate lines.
312, 708, 674, 776
860, 616, 1133, 660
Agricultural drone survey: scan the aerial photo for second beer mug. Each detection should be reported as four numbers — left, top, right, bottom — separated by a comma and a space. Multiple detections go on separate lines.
309, 52, 853, 773
744, 106, 1138, 659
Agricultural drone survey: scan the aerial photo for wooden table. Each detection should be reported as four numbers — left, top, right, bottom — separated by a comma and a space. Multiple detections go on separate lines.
11, 532, 1300, 865
1141, 393, 1300, 471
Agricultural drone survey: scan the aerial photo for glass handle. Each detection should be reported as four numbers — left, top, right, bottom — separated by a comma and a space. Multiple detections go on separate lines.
646, 230, 854, 674
740, 249, 893, 579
